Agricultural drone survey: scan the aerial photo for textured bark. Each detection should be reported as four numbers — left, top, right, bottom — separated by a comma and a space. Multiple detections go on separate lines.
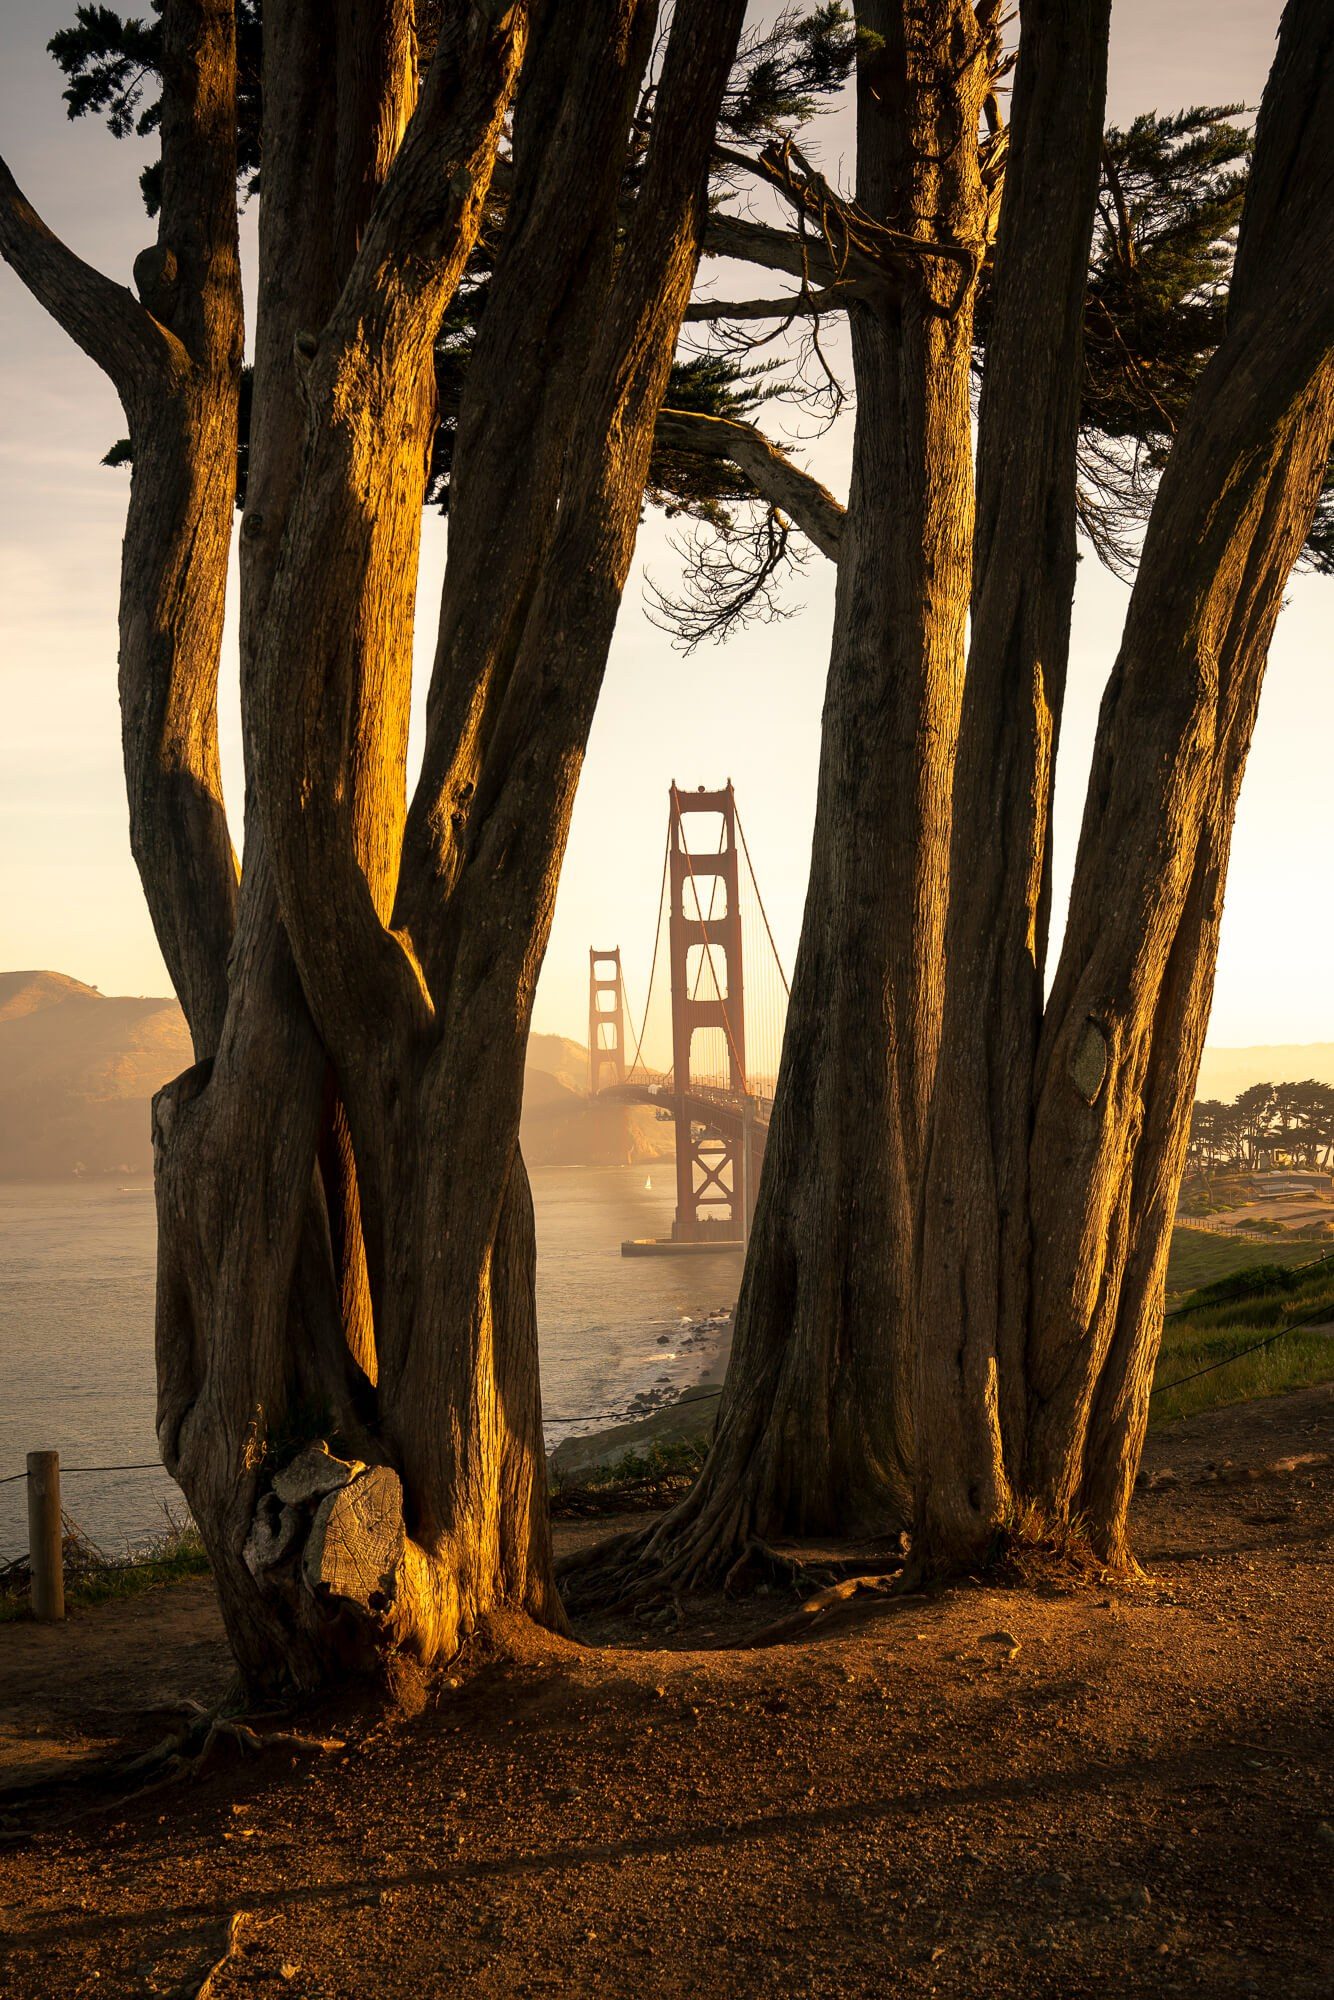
565, 2, 998, 1606
233, 0, 744, 1681
914, 0, 1111, 1566
2, 0, 242, 1057
7, 0, 747, 1692
653, 407, 845, 560
917, 0, 1334, 1570
689, 0, 991, 1542
702, 210, 848, 289
149, 0, 418, 1692
396, 0, 659, 966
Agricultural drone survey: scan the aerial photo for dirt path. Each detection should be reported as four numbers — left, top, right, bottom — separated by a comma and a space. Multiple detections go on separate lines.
1, 1386, 1331, 1998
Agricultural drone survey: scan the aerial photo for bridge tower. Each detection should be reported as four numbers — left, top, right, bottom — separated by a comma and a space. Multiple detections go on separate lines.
587, 948, 627, 1096
668, 783, 749, 1242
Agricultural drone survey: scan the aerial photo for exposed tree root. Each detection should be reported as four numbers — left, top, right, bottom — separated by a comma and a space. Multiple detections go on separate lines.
559, 1495, 910, 1620
739, 1571, 919, 1649
117, 1711, 346, 1797
192, 1911, 250, 2000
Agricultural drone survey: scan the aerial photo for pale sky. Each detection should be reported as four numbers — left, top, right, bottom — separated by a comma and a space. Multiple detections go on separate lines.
1, 1, 1328, 1050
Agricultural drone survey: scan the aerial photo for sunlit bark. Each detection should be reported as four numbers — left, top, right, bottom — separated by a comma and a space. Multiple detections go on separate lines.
3, 0, 748, 1693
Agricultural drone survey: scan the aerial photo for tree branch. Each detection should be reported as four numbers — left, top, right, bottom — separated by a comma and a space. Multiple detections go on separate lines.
0, 153, 178, 403
654, 406, 844, 560
714, 138, 981, 304
702, 209, 843, 287
684, 281, 857, 323
254, 0, 528, 1147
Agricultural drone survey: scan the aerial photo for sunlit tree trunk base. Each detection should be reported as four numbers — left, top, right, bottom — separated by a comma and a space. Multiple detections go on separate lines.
155, 1062, 563, 1699
561, 1029, 912, 1613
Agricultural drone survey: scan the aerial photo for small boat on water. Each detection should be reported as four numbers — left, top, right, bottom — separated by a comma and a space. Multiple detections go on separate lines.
644, 1175, 652, 1190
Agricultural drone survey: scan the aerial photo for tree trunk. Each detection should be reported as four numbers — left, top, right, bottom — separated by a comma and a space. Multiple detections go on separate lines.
914, 0, 1110, 1567
223, 0, 742, 1685
7, 0, 749, 1692
563, 1, 1000, 1605
926, 0, 1334, 1571
151, 0, 418, 1692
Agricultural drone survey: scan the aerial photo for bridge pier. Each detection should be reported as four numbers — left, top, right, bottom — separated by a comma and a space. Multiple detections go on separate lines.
668, 784, 748, 1245
587, 782, 777, 1258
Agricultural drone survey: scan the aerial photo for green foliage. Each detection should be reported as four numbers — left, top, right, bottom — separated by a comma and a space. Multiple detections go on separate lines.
648, 353, 787, 512
1086, 108, 1249, 437
62, 7, 1333, 588
1189, 1079, 1334, 1175
1175, 1254, 1334, 1336
48, 5, 162, 140
1152, 1251, 1334, 1421
1173, 1261, 1303, 1317
720, 5, 856, 143
548, 1436, 708, 1518
1164, 1227, 1325, 1294
1065, 106, 1334, 573
1151, 1318, 1334, 1424
0, 1510, 209, 1622
570, 1437, 709, 1489
48, 0, 261, 215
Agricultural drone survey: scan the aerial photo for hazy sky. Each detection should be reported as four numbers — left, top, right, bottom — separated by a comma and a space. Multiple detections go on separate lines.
1, 1, 1328, 1050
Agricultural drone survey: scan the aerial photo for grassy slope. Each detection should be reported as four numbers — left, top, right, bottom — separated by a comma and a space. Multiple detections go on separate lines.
1152, 1248, 1334, 1424
1164, 1229, 1326, 1295
556, 1233, 1334, 1471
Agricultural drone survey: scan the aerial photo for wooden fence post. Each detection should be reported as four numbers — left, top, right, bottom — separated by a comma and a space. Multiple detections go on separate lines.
26, 1450, 64, 1622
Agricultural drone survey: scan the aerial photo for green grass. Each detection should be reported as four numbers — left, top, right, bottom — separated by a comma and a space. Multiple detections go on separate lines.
1164, 1227, 1330, 1296
1151, 1250, 1334, 1424
0, 1513, 210, 1623
549, 1436, 708, 1516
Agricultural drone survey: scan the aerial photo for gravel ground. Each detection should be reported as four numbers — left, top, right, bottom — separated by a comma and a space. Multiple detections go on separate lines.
0, 1384, 1330, 1998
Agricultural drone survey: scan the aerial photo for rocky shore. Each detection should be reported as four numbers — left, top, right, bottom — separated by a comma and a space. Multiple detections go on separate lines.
547, 1304, 734, 1477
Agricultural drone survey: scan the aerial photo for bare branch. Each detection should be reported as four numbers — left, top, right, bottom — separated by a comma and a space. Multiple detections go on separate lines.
702, 209, 842, 286
654, 406, 844, 560
647, 501, 807, 651
0, 153, 179, 402
714, 138, 984, 309
685, 281, 858, 323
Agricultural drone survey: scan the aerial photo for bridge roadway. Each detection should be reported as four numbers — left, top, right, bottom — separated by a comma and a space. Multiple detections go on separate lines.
596, 1074, 774, 1137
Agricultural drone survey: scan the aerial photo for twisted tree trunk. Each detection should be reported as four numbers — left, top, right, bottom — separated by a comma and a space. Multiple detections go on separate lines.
919, 0, 1334, 1572
4, 0, 748, 1693
915, 0, 1111, 1565
562, 0, 1001, 1605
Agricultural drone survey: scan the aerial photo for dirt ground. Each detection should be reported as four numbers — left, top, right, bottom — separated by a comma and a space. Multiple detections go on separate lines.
0, 1387, 1331, 1999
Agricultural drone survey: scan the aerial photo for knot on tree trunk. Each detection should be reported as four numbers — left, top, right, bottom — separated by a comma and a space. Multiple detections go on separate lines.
236, 1442, 466, 1679
133, 243, 180, 325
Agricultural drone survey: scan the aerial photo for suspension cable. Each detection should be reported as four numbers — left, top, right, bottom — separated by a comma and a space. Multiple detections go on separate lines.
624, 822, 672, 1077
735, 803, 791, 997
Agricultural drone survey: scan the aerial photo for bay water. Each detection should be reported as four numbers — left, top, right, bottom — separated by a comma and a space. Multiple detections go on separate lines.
0, 1170, 737, 1560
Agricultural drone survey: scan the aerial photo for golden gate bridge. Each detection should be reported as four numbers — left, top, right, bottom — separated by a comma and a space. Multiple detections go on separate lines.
587, 782, 790, 1256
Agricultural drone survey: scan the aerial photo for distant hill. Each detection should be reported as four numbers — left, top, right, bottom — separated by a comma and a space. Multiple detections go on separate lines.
1197, 1043, 1334, 1102
525, 1033, 590, 1095
0, 971, 669, 1180
0, 972, 192, 1180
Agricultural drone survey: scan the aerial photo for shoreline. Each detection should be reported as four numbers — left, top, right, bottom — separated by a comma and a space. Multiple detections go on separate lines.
546, 1303, 735, 1475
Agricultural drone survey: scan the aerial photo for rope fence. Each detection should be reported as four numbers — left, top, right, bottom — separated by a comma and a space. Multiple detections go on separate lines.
0, 1460, 162, 1486
0, 1389, 730, 1494
7, 1240, 1328, 1592
1151, 1297, 1334, 1401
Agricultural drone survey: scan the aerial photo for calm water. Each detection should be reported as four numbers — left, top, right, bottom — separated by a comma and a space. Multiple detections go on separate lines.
0, 1170, 737, 1559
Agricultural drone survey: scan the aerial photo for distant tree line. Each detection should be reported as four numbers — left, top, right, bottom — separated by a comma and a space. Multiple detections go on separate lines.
1189, 1082, 1334, 1173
